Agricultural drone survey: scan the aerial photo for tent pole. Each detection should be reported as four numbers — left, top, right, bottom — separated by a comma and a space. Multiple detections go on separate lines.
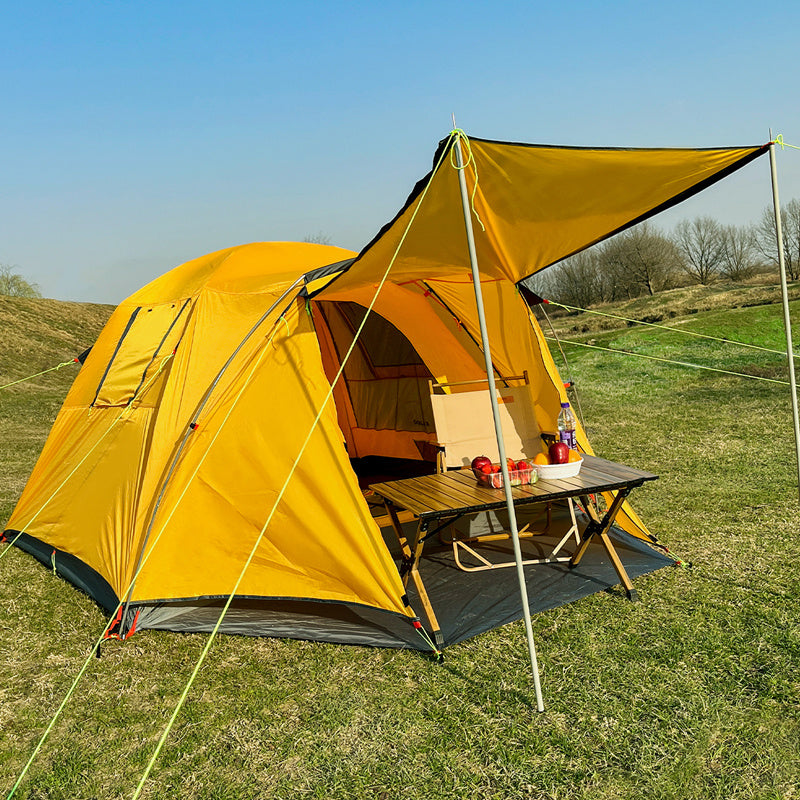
768, 142, 800, 504
452, 133, 545, 712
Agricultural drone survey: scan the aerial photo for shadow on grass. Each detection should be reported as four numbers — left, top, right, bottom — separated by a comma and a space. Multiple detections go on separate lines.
437, 658, 540, 712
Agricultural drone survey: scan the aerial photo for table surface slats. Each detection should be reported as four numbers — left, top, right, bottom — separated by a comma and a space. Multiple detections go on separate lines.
370, 454, 657, 520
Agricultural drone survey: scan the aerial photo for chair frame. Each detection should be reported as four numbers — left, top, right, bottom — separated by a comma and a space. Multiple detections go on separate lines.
427, 373, 580, 571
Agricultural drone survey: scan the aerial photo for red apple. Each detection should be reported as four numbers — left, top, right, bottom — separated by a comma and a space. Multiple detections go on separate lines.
471, 455, 492, 472
548, 442, 570, 464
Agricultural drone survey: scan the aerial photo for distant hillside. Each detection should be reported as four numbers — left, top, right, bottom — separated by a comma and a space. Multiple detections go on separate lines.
0, 297, 114, 521
539, 279, 800, 338
0, 296, 114, 390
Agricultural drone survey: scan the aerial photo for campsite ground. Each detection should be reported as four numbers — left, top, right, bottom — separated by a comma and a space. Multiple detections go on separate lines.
1, 288, 798, 799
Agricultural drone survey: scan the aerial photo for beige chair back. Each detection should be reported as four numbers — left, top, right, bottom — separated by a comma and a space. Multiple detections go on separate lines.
429, 384, 542, 469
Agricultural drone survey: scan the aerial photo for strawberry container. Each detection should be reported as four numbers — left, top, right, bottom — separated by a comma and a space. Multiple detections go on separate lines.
472, 464, 538, 489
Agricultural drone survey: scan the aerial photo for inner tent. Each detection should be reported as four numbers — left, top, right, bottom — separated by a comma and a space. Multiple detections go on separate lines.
308, 276, 567, 487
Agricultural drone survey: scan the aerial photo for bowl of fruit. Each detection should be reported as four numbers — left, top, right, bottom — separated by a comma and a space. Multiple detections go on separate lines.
531, 442, 583, 480
471, 456, 539, 489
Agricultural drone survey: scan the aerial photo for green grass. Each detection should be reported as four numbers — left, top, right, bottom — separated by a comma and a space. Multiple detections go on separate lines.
1, 291, 799, 799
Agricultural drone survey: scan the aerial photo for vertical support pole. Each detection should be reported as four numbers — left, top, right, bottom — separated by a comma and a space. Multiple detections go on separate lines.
768, 142, 800, 504
452, 133, 545, 712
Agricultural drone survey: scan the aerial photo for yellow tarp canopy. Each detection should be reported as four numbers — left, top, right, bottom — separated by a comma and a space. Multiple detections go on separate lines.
335, 134, 768, 290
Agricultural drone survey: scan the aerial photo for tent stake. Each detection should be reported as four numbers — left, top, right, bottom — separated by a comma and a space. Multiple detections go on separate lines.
768, 141, 800, 504
452, 133, 545, 712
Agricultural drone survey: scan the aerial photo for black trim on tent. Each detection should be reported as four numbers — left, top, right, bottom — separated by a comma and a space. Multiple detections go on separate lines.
300, 258, 357, 301
3, 520, 674, 652
3, 526, 423, 649
352, 134, 456, 262
465, 134, 769, 154
77, 347, 93, 364
90, 306, 141, 407
3, 529, 119, 614
517, 284, 546, 306
302, 258, 356, 289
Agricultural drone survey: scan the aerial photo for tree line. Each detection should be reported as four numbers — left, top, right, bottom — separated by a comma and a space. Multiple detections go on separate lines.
530, 199, 800, 308
0, 264, 41, 298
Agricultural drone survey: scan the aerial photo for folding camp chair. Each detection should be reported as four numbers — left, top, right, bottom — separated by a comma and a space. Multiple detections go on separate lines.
428, 373, 580, 571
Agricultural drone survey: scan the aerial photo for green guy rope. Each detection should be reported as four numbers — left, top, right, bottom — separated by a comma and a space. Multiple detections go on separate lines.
6, 615, 121, 798
546, 336, 792, 386
449, 128, 486, 232
774, 134, 800, 151
5, 316, 305, 797
544, 299, 799, 359
0, 358, 79, 392
8, 308, 311, 796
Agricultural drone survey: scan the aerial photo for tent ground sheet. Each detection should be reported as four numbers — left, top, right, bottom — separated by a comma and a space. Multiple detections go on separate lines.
384, 504, 675, 648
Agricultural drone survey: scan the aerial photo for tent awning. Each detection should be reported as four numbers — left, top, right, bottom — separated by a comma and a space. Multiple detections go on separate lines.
334, 133, 769, 290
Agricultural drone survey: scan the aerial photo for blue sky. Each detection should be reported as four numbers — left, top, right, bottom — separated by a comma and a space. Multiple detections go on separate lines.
2, 0, 799, 303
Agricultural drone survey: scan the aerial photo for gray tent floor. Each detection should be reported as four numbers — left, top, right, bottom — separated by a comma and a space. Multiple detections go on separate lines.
382, 502, 675, 647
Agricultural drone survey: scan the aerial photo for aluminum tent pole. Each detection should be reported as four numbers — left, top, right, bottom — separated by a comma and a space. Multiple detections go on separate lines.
452, 132, 545, 712
768, 141, 800, 504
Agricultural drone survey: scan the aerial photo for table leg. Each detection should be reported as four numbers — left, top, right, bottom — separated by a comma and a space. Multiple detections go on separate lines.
384, 501, 445, 648
384, 499, 413, 556
570, 488, 639, 601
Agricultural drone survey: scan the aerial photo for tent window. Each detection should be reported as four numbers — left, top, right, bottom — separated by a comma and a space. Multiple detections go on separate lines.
91, 299, 191, 407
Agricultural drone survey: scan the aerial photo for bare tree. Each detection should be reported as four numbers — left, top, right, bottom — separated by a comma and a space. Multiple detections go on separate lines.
0, 264, 42, 298
673, 216, 725, 285
598, 222, 682, 297
718, 224, 757, 281
539, 249, 608, 308
754, 198, 800, 281
302, 232, 333, 245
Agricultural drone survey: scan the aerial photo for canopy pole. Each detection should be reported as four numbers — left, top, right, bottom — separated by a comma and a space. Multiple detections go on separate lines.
768, 141, 800, 504
452, 133, 545, 712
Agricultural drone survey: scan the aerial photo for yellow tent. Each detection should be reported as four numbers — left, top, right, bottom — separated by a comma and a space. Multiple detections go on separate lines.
3, 133, 769, 649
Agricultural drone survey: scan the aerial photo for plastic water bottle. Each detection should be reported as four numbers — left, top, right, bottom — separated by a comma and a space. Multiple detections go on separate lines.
557, 401, 577, 449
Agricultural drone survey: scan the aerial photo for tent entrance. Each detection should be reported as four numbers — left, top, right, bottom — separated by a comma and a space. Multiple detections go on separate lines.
312, 300, 438, 484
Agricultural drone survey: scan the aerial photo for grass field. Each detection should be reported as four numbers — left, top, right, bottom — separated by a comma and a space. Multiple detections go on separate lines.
1, 289, 799, 799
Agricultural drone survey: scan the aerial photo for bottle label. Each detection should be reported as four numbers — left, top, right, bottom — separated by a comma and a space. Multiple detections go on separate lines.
559, 430, 577, 449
